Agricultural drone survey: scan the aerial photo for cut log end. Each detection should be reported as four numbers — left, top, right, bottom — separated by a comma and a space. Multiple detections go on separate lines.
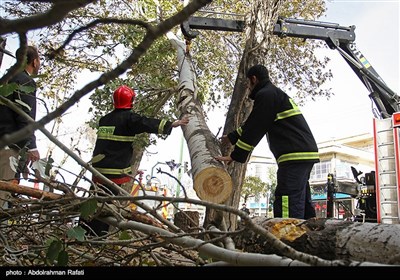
193, 166, 232, 203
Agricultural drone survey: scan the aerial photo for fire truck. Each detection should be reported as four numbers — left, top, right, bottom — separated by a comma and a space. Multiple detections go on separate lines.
272, 17, 400, 224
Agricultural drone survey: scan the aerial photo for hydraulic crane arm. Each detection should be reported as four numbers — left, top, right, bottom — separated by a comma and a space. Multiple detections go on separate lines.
273, 17, 400, 118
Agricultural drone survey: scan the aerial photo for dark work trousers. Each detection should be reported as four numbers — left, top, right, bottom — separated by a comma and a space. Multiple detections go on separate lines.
273, 162, 316, 219
80, 184, 117, 237
80, 180, 132, 237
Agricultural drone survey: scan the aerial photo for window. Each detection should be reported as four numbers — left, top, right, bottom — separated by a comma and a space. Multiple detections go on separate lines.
336, 160, 353, 179
310, 161, 331, 180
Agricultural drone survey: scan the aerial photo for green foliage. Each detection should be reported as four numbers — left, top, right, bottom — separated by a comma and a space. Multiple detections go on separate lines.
2, 0, 332, 169
266, 165, 277, 186
119, 230, 132, 240
241, 175, 269, 202
2, 0, 332, 120
46, 239, 63, 265
79, 199, 98, 219
241, 165, 277, 207
0, 83, 34, 98
45, 237, 69, 266
266, 165, 277, 209
57, 250, 69, 266
67, 226, 87, 242
0, 84, 18, 102
90, 154, 105, 164
268, 0, 331, 104
0, 83, 34, 110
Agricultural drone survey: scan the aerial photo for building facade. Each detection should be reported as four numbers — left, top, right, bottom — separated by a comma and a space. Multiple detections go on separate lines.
310, 133, 374, 218
244, 133, 375, 219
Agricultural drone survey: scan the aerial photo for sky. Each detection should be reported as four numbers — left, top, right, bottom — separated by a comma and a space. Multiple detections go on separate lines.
301, 0, 400, 141
0, 0, 399, 188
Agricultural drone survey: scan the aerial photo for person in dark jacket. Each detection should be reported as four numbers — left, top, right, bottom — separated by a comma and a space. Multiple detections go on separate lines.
84, 85, 189, 236
240, 203, 250, 215
0, 45, 41, 209
215, 65, 319, 220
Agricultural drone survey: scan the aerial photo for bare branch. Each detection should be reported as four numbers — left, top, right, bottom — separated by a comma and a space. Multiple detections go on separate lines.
0, 0, 98, 35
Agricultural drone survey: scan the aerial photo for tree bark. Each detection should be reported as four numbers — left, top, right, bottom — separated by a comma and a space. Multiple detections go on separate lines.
168, 33, 232, 204
222, 56, 253, 231
0, 180, 65, 200
0, 37, 6, 68
174, 211, 199, 233
130, 145, 145, 177
221, 0, 284, 231
235, 217, 400, 265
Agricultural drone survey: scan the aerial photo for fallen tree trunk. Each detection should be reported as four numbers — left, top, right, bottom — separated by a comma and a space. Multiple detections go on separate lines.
234, 217, 400, 265
167, 33, 232, 204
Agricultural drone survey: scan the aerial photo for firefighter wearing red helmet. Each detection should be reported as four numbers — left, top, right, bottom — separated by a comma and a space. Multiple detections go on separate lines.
85, 85, 189, 236
112, 85, 136, 109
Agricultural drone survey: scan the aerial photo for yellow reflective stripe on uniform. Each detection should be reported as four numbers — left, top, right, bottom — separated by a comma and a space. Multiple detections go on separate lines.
158, 119, 167, 134
97, 134, 136, 142
275, 98, 302, 121
94, 166, 131, 175
98, 126, 115, 135
236, 139, 254, 152
237, 127, 243, 136
97, 126, 136, 142
282, 196, 289, 218
277, 152, 319, 164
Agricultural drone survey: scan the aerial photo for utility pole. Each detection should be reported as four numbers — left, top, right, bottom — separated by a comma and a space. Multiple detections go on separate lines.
327, 173, 335, 218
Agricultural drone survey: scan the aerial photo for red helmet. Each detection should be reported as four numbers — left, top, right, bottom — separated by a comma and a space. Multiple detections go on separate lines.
113, 85, 136, 109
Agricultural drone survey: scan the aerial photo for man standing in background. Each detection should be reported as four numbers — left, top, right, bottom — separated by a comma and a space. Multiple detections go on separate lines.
241, 203, 250, 215
0, 45, 41, 209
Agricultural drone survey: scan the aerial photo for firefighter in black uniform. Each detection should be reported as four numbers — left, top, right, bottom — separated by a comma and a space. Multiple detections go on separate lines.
215, 65, 319, 220
85, 85, 189, 235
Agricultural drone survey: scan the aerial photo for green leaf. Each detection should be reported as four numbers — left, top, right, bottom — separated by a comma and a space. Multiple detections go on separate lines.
47, 240, 62, 264
80, 199, 98, 219
0, 83, 18, 97
67, 226, 86, 241
45, 237, 58, 247
17, 85, 35, 94
90, 154, 105, 164
119, 230, 131, 240
57, 250, 69, 266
